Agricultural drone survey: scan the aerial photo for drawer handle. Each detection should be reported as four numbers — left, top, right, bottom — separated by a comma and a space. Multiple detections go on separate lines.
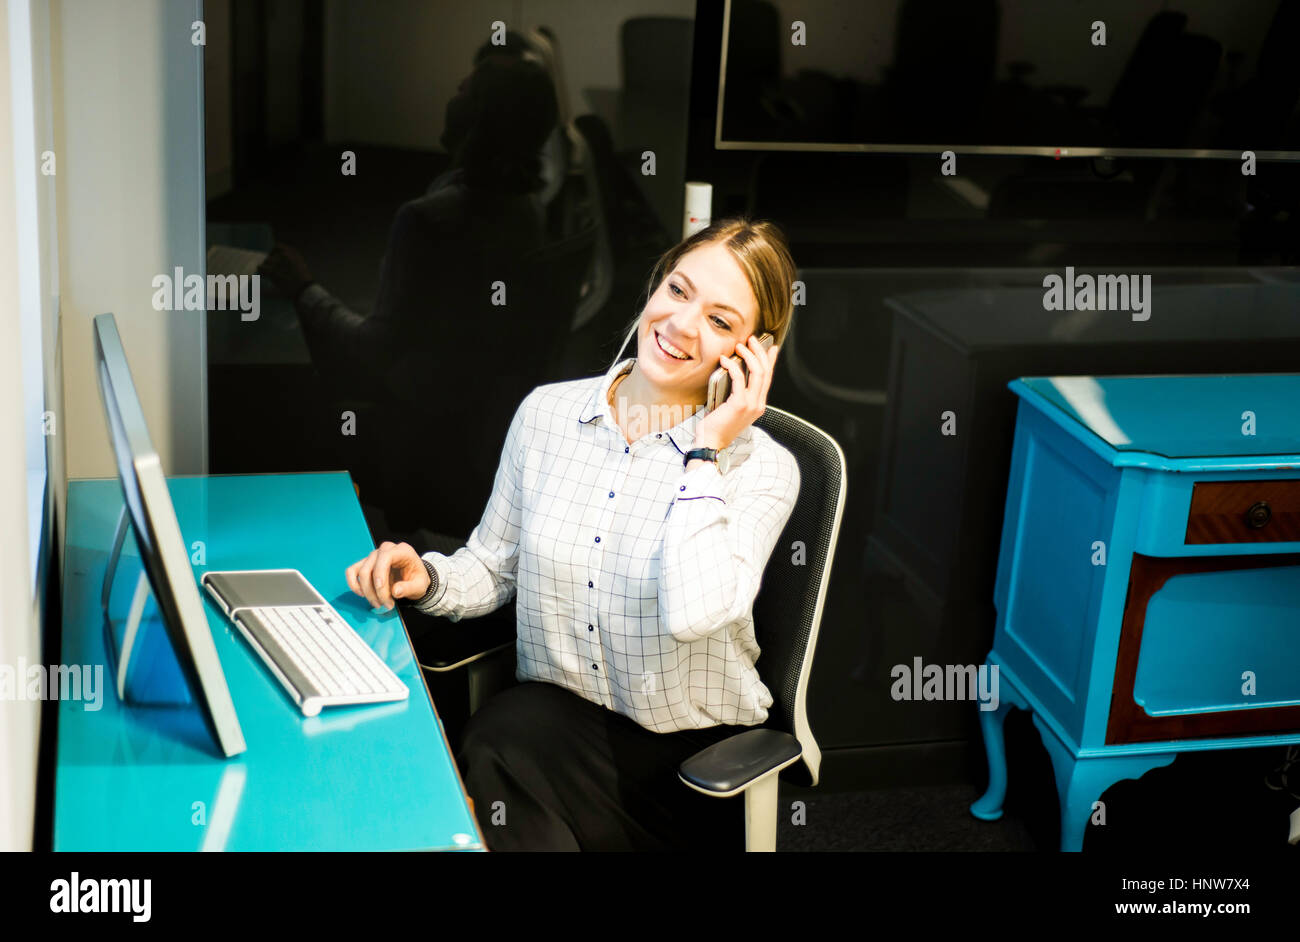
1246, 501, 1272, 529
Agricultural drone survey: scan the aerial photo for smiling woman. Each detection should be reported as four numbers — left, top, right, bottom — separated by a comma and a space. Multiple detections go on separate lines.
607, 217, 798, 446
344, 216, 802, 851
612, 217, 798, 375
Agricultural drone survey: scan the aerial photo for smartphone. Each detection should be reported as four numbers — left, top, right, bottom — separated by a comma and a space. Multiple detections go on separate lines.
705, 332, 775, 413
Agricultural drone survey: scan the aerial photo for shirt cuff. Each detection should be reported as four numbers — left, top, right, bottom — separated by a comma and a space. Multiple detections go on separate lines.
413, 554, 448, 612
675, 460, 727, 504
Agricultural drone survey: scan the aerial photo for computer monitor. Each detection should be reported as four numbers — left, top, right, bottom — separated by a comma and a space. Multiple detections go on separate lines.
92, 312, 246, 757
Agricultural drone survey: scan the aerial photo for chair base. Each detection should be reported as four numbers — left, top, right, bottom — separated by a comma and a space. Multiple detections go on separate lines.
745, 773, 781, 852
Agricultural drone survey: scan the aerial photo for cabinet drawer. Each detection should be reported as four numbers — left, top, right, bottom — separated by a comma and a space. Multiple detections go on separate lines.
1107, 552, 1300, 744
1185, 479, 1300, 544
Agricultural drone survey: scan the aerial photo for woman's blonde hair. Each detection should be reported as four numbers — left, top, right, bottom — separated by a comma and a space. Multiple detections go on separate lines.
609, 216, 797, 371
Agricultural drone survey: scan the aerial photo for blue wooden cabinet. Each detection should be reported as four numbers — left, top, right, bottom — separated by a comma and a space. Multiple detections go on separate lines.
972, 374, 1300, 851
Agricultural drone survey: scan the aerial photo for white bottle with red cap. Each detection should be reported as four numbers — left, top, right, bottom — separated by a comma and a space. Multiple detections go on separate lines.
683, 181, 712, 239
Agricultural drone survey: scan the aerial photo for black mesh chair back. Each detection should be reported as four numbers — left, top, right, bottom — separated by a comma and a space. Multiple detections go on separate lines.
750, 406, 846, 786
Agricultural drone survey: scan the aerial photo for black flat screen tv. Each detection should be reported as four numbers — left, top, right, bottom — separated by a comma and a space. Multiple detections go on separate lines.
717, 0, 1300, 160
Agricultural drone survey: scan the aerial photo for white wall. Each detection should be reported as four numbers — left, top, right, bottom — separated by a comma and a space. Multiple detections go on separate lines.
0, 0, 38, 855
0, 0, 63, 854
0, 0, 212, 850
53, 0, 208, 482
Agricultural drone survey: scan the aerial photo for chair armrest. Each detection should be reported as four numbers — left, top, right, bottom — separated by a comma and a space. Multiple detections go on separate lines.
678, 728, 802, 798
410, 607, 517, 672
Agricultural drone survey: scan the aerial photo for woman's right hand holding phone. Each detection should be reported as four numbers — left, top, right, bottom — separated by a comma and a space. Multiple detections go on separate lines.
346, 541, 429, 610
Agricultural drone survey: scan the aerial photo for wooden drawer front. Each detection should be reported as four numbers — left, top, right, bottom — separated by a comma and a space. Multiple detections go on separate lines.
1185, 479, 1300, 544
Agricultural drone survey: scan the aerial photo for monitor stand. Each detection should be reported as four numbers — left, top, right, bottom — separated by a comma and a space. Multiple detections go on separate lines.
100, 505, 193, 706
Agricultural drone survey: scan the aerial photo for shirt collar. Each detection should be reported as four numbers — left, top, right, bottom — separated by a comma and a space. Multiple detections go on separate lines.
578, 357, 754, 454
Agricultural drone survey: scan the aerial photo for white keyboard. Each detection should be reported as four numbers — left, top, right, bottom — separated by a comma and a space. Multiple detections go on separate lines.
233, 604, 408, 717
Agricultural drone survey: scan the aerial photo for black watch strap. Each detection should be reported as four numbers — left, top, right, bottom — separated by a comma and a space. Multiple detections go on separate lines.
683, 447, 718, 468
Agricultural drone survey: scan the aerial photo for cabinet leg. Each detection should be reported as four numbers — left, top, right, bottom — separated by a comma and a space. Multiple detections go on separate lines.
970, 664, 1022, 821
1033, 714, 1177, 852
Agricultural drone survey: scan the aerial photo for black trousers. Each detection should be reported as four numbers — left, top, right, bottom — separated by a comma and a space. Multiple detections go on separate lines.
456, 681, 749, 851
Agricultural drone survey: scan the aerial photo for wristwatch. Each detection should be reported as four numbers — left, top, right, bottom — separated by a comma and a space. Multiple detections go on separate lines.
415, 559, 439, 607
683, 446, 729, 475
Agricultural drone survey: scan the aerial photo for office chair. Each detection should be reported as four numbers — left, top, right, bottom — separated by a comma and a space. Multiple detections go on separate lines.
415, 405, 847, 852
676, 406, 845, 850
409, 528, 519, 723
526, 26, 570, 128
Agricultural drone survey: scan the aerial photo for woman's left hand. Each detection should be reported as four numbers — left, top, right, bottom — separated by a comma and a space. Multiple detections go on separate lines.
692, 335, 781, 451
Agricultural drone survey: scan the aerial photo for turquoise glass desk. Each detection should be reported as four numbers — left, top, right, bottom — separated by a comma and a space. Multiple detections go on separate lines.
972, 374, 1300, 851
56, 472, 485, 851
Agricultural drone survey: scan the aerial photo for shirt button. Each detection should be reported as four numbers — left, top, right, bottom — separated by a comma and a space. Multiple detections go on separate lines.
594, 536, 601, 543
588, 624, 593, 631
680, 485, 686, 491
592, 664, 599, 671
624, 446, 629, 453
588, 581, 593, 588
656, 433, 662, 438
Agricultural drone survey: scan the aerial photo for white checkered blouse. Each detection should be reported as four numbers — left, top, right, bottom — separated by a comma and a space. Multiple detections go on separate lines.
412, 357, 801, 732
